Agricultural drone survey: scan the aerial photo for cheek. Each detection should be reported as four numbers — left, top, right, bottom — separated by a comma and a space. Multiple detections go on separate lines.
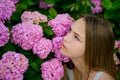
69, 46, 85, 58
63, 43, 85, 58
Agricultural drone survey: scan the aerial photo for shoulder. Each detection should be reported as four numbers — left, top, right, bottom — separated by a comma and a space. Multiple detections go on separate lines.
99, 72, 115, 80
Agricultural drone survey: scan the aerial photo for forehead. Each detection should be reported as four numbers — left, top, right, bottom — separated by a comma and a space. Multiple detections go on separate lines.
71, 18, 86, 40
71, 18, 85, 33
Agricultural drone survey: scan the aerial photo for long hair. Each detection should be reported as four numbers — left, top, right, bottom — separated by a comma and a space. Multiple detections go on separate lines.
84, 14, 117, 79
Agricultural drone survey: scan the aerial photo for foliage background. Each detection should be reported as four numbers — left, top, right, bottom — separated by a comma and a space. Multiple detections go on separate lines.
0, 0, 120, 80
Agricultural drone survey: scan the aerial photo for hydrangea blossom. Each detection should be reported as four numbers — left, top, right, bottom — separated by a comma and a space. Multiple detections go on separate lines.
48, 13, 74, 36
118, 41, 120, 48
90, 0, 103, 14
52, 37, 70, 62
41, 58, 64, 80
113, 53, 120, 65
0, 0, 16, 22
0, 51, 28, 80
114, 40, 120, 51
11, 22, 43, 50
0, 22, 9, 47
21, 11, 48, 24
33, 38, 52, 59
39, 0, 54, 9
11, 0, 19, 4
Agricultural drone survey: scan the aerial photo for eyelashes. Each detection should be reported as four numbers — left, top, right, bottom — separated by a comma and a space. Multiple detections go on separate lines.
70, 28, 80, 41
74, 35, 80, 41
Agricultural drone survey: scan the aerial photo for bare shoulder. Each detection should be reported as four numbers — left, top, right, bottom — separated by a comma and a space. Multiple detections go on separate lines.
99, 72, 115, 80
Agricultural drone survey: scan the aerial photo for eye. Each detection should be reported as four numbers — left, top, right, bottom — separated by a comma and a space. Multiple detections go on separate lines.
69, 28, 72, 32
74, 35, 80, 41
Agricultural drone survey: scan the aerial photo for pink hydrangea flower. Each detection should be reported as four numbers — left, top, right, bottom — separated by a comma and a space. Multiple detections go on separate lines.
21, 11, 48, 24
113, 54, 120, 65
33, 38, 52, 59
90, 0, 103, 14
48, 13, 74, 36
118, 41, 120, 48
0, 51, 28, 80
0, 0, 16, 22
0, 21, 9, 47
11, 22, 43, 50
52, 37, 70, 62
39, 0, 54, 9
11, 0, 19, 4
41, 58, 64, 80
114, 40, 120, 50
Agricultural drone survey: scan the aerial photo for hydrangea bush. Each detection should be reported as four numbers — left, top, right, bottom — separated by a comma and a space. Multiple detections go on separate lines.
0, 0, 120, 80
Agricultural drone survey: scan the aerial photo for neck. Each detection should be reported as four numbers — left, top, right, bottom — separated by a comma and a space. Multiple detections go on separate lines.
71, 58, 90, 80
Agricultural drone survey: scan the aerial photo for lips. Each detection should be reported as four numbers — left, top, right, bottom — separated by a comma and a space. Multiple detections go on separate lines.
61, 43, 66, 49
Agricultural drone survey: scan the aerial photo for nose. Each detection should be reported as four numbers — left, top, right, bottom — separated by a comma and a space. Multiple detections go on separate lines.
64, 32, 71, 43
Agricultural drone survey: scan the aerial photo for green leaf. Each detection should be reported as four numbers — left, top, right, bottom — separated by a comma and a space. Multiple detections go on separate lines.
2, 42, 16, 52
111, 22, 115, 28
111, 0, 120, 10
102, 0, 112, 10
17, 2, 28, 10
104, 10, 113, 19
70, 6, 75, 12
24, 67, 42, 80
48, 8, 57, 19
43, 28, 54, 38
11, 11, 21, 22
86, 0, 91, 7
115, 28, 120, 35
44, 0, 55, 4
30, 61, 40, 72
36, 58, 44, 64
26, 0, 36, 6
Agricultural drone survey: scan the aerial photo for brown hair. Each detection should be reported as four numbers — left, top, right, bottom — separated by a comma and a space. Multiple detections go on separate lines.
84, 14, 117, 79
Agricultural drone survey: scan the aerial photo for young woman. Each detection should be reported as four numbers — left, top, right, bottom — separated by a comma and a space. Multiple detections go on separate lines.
60, 14, 117, 80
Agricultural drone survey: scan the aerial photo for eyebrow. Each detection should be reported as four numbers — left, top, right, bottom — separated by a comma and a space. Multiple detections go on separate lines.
70, 27, 81, 39
73, 32, 81, 39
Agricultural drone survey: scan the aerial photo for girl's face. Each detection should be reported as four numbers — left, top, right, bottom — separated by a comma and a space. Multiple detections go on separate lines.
60, 18, 86, 59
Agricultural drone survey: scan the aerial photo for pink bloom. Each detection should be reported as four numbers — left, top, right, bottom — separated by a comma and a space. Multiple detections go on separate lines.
39, 0, 54, 9
52, 37, 70, 62
11, 22, 43, 50
90, 0, 103, 13
114, 40, 120, 52
33, 38, 52, 59
118, 41, 120, 48
114, 40, 118, 49
11, 0, 19, 4
21, 11, 48, 24
48, 13, 74, 36
0, 21, 9, 47
113, 54, 120, 65
41, 58, 64, 80
0, 51, 28, 80
0, 0, 16, 22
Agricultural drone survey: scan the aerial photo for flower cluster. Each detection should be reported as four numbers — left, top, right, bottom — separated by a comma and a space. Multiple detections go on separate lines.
11, 22, 43, 50
48, 13, 74, 36
0, 22, 9, 47
114, 40, 120, 66
10, 0, 19, 4
41, 58, 64, 80
90, 0, 103, 14
39, 0, 54, 9
33, 38, 52, 59
0, 51, 28, 80
0, 0, 16, 22
52, 37, 70, 62
21, 11, 48, 24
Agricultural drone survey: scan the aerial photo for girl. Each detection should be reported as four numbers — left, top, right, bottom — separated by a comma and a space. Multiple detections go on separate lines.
61, 14, 117, 80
